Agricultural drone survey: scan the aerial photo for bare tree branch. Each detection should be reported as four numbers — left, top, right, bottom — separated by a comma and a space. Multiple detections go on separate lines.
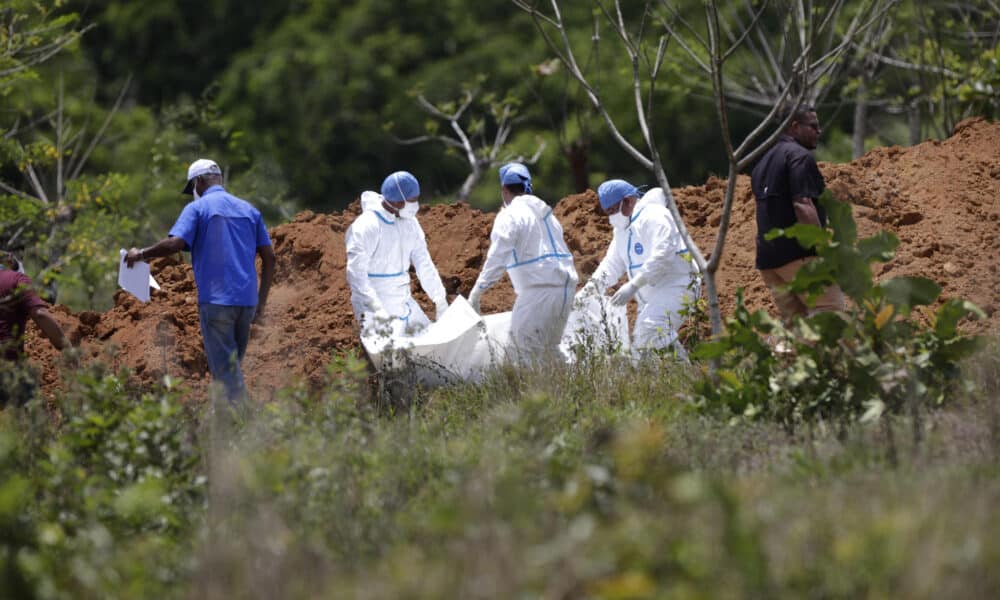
516, 0, 654, 168
601, 0, 657, 157
57, 75, 64, 201
656, 0, 710, 52
23, 161, 50, 205
859, 48, 964, 79
0, 22, 94, 88
392, 134, 465, 151
69, 73, 134, 181
736, 87, 807, 169
723, 0, 769, 61
653, 5, 712, 74
394, 88, 545, 201
512, 0, 891, 336
0, 179, 36, 201
4, 222, 29, 248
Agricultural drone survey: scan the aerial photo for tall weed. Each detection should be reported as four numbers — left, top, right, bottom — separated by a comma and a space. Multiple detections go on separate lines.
1, 364, 203, 599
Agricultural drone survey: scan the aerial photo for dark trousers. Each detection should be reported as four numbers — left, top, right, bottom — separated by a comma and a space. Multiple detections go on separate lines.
198, 304, 254, 409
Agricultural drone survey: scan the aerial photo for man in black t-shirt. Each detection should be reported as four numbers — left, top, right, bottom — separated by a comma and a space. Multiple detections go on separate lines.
751, 106, 845, 321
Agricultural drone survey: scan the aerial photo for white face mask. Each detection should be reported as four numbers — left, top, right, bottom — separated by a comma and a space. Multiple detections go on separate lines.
400, 201, 419, 219
609, 212, 629, 230
192, 180, 201, 200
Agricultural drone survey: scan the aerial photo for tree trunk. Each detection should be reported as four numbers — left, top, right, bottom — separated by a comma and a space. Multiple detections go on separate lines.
42, 203, 74, 302
852, 80, 868, 159
565, 138, 591, 193
704, 268, 722, 338
907, 101, 922, 146
704, 165, 740, 336
457, 167, 482, 202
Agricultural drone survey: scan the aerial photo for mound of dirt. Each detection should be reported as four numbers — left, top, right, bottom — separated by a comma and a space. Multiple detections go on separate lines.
25, 118, 1000, 400
684, 116, 1000, 323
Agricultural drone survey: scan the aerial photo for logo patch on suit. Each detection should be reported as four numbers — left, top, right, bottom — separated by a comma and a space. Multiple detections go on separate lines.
634, 242, 644, 255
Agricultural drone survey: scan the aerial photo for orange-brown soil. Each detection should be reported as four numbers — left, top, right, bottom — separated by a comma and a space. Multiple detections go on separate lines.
26, 118, 1000, 400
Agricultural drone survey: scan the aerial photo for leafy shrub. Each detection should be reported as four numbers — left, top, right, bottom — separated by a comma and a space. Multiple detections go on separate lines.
1, 364, 204, 599
691, 192, 985, 427
3, 348, 1000, 598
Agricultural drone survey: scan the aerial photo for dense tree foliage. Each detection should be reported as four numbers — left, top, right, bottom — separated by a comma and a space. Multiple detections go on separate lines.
1, 0, 997, 308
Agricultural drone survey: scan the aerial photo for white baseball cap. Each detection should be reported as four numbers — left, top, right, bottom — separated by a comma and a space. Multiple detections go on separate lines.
182, 158, 222, 194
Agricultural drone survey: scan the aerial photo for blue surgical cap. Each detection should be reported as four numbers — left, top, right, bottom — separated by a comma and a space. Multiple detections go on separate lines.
597, 179, 639, 210
499, 162, 532, 194
381, 171, 421, 203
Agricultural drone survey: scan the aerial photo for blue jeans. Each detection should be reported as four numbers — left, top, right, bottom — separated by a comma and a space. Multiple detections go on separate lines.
198, 304, 254, 407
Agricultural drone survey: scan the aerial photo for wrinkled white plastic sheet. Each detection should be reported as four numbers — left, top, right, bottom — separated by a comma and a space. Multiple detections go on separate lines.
361, 295, 511, 385
559, 289, 630, 359
361, 291, 630, 385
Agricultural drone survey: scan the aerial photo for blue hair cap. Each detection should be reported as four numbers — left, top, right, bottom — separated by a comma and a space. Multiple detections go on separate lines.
597, 179, 639, 210
381, 171, 421, 202
499, 162, 532, 194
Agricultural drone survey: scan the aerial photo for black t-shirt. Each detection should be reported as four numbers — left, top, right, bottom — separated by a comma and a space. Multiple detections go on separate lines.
751, 135, 826, 269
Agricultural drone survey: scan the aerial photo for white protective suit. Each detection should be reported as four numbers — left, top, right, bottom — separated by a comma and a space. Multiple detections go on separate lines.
346, 191, 447, 335
472, 194, 579, 362
590, 188, 700, 351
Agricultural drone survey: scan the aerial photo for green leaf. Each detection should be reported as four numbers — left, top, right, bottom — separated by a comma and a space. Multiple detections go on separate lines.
787, 256, 837, 292
938, 336, 985, 362
718, 370, 743, 388
827, 251, 874, 301
764, 223, 830, 249
860, 399, 886, 423
857, 231, 899, 263
805, 311, 849, 339
0, 474, 31, 518
692, 340, 729, 360
113, 478, 167, 523
819, 191, 856, 245
934, 299, 986, 338
880, 277, 941, 310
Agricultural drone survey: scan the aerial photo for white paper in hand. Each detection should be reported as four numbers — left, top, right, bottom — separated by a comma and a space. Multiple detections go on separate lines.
118, 249, 159, 302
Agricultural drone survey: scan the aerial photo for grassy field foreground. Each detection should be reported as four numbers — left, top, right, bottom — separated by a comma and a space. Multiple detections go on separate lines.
2, 347, 999, 599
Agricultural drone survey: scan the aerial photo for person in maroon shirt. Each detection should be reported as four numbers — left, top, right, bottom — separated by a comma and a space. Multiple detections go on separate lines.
0, 251, 71, 407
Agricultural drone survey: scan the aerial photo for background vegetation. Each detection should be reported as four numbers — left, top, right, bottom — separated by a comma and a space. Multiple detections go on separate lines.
2, 3, 999, 596
2, 343, 999, 598
1, 0, 996, 309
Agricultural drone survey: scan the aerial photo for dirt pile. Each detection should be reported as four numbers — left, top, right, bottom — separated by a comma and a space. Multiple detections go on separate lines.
676, 116, 1000, 322
26, 118, 1000, 400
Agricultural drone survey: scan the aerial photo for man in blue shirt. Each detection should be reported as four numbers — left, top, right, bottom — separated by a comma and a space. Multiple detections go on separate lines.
125, 159, 275, 408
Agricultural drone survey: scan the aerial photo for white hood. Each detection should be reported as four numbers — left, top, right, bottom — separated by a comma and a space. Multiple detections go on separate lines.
635, 187, 667, 211
513, 194, 553, 220
360, 190, 383, 212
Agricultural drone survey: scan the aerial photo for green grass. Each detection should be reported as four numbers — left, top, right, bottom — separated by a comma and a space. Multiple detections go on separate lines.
2, 347, 999, 599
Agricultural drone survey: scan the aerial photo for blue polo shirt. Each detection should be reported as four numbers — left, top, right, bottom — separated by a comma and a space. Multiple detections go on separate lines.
168, 185, 271, 306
